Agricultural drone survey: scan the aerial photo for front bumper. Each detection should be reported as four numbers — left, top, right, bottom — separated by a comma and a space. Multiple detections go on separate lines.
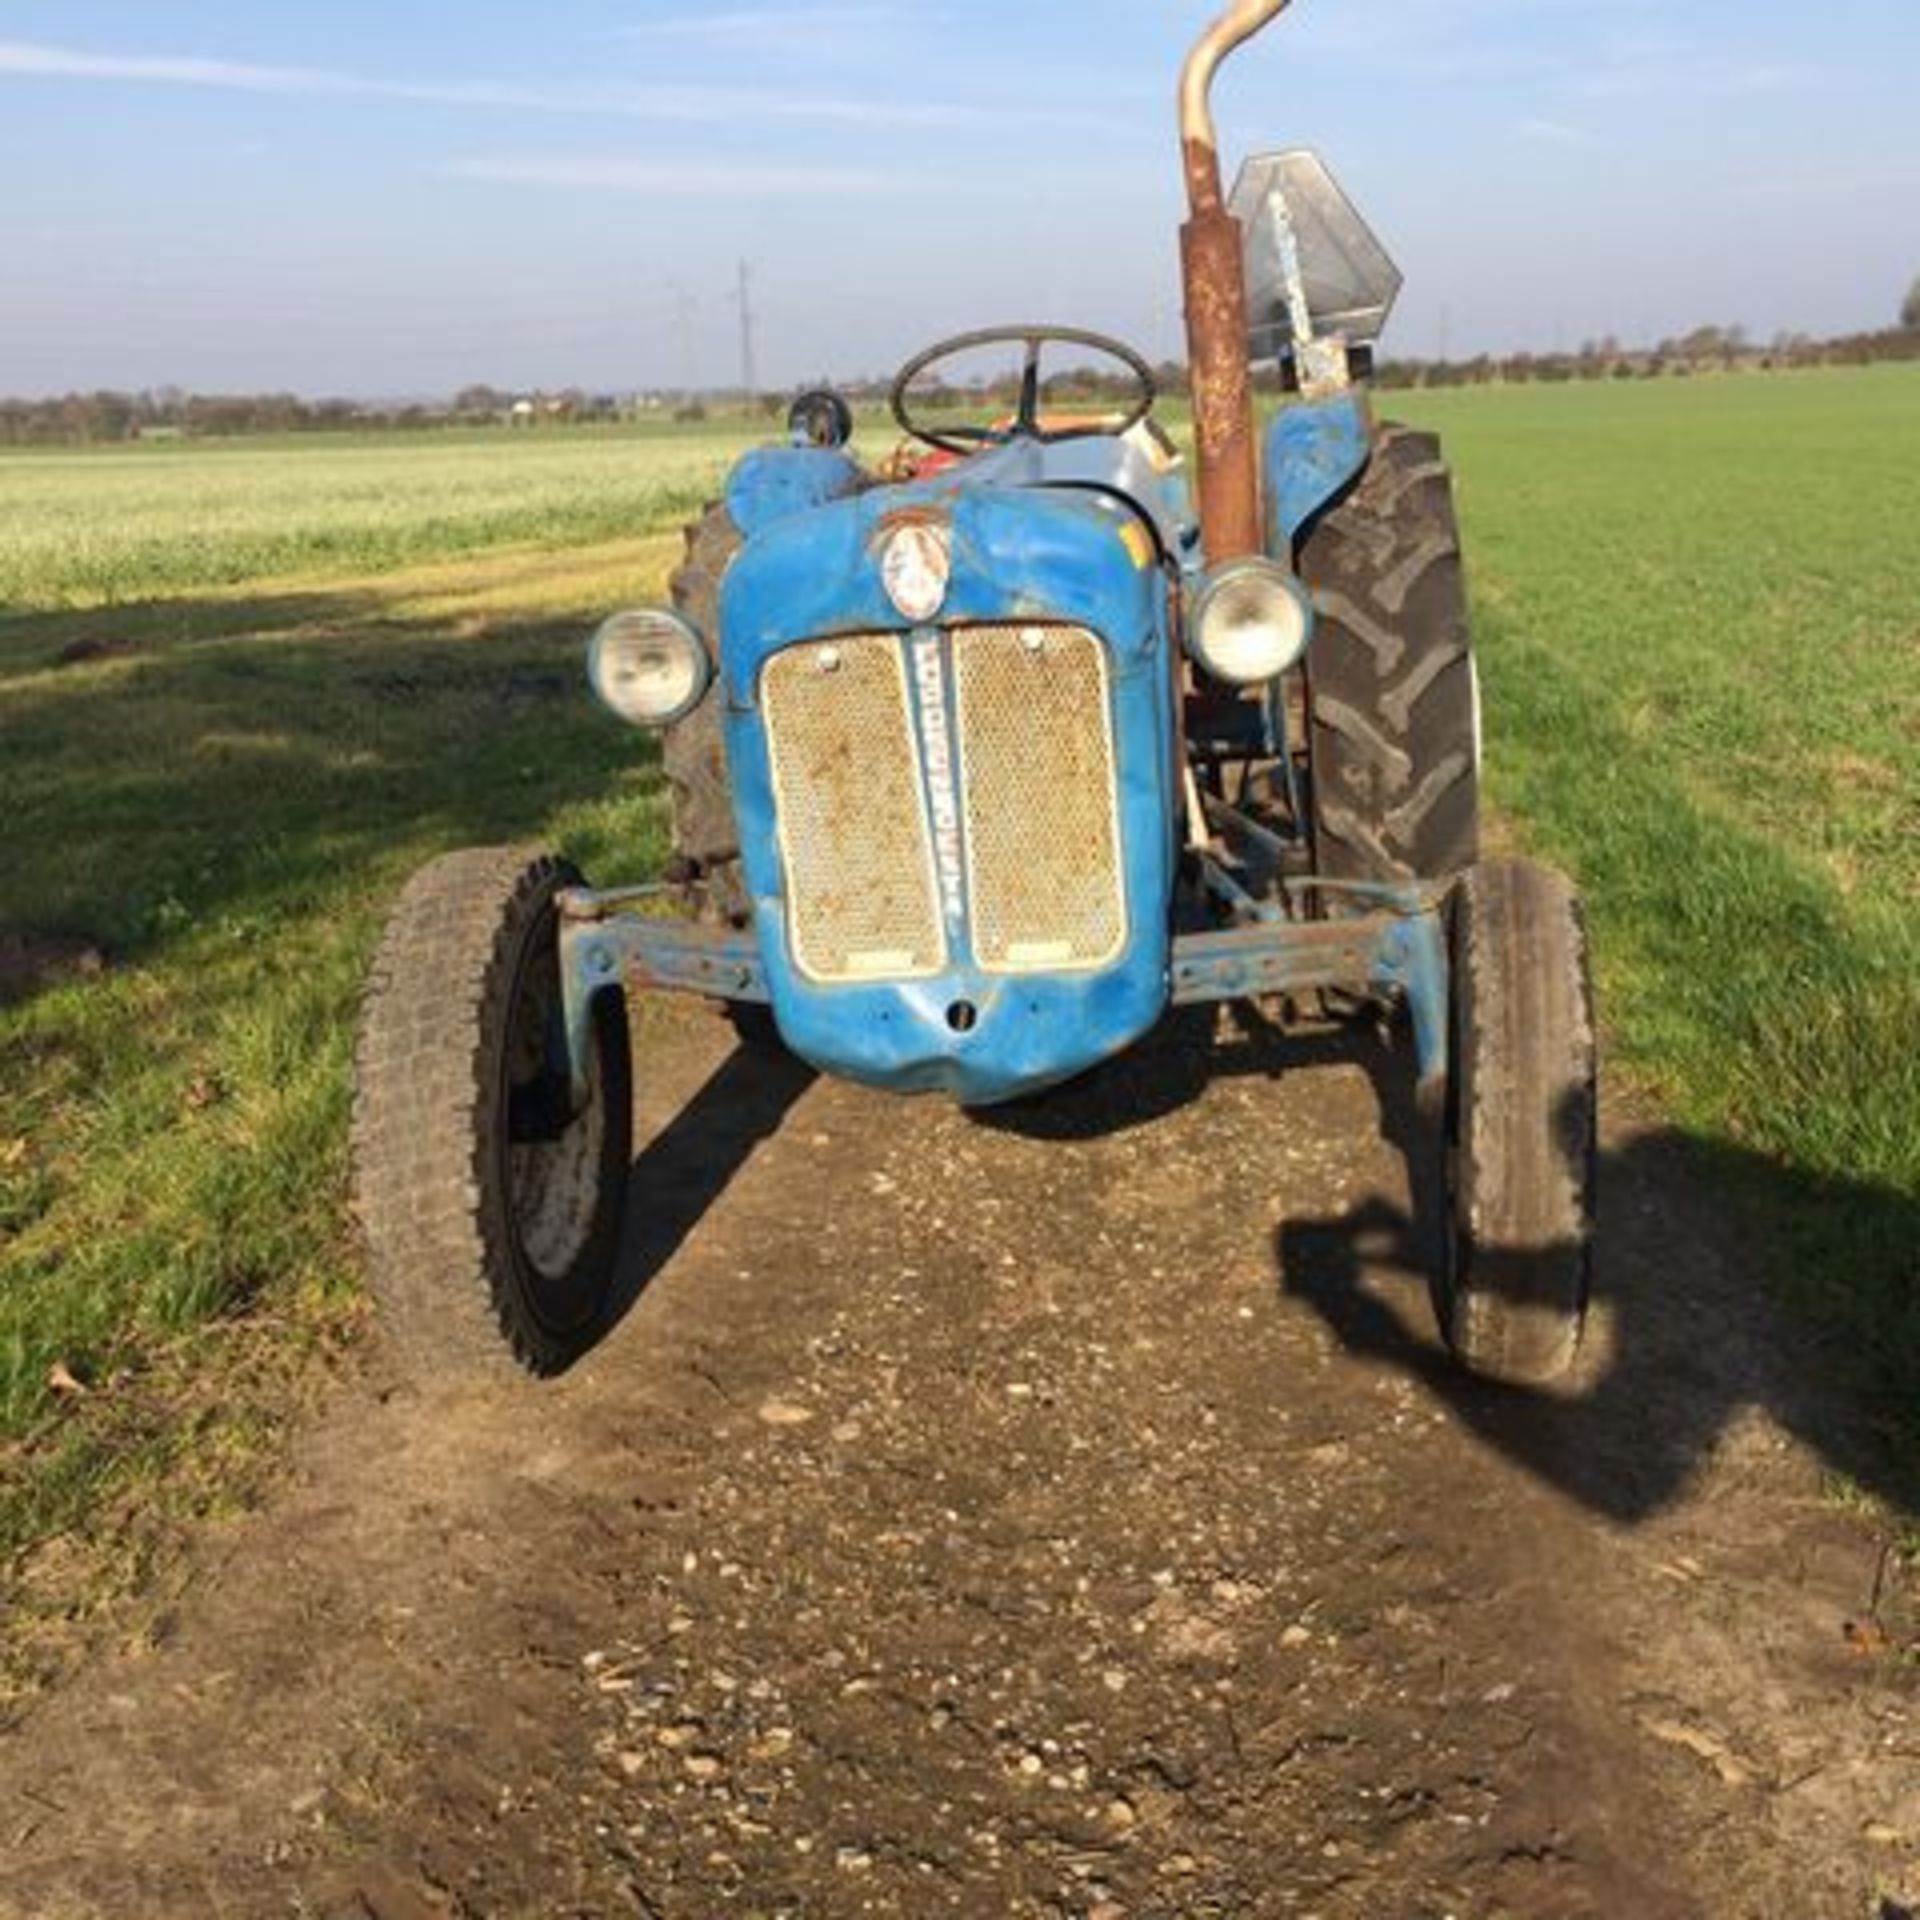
557, 886, 1449, 1108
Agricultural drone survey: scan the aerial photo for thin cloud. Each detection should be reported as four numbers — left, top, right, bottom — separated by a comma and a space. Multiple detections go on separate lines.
620, 6, 908, 38
1574, 56, 1822, 100
614, 6, 932, 66
1518, 117, 1600, 148
444, 154, 916, 197
0, 37, 978, 129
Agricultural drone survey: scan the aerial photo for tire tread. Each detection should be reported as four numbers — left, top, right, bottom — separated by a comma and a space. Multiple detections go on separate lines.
1301, 422, 1481, 883
1444, 859, 1597, 1385
351, 847, 631, 1381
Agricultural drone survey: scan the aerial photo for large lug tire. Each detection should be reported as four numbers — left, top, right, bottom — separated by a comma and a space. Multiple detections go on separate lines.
665, 502, 749, 926
1299, 423, 1481, 885
352, 847, 634, 1380
664, 502, 784, 1053
1439, 859, 1597, 1387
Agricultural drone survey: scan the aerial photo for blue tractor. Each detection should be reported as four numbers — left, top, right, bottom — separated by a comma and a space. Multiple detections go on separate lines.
354, 0, 1596, 1391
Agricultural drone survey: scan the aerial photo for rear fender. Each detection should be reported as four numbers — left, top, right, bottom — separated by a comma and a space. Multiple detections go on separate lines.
725, 446, 864, 540
1265, 391, 1373, 555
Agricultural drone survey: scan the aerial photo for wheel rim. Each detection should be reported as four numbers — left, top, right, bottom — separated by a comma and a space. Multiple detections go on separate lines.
1441, 896, 1467, 1316
503, 934, 607, 1299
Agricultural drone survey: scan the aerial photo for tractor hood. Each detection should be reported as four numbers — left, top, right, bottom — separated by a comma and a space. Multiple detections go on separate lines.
717, 465, 1175, 699
726, 433, 1194, 564
712, 455, 1183, 1105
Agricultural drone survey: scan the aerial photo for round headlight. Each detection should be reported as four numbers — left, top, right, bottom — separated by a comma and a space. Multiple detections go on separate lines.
1188, 558, 1314, 687
588, 608, 712, 728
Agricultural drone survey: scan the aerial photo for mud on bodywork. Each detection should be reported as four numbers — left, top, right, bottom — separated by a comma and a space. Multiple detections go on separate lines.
715, 482, 1182, 1105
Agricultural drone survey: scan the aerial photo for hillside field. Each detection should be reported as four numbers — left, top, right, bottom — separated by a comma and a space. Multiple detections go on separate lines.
1, 367, 1915, 1694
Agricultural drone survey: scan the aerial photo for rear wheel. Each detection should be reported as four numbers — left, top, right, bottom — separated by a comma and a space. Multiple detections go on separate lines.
353, 848, 633, 1380
1439, 859, 1596, 1386
664, 503, 783, 1052
665, 503, 748, 924
1299, 423, 1480, 885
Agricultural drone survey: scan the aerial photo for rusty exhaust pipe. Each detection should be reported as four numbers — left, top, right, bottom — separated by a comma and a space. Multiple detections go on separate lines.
1181, 0, 1291, 565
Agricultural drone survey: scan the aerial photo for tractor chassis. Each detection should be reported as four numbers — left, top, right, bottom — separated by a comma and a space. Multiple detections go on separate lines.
553, 871, 1450, 1112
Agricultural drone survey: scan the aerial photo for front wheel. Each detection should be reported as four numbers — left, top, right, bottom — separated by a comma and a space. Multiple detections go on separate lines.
352, 848, 633, 1380
1438, 859, 1596, 1386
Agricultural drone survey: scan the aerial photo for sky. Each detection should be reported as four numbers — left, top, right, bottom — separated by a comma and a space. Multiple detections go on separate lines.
2, 0, 1917, 397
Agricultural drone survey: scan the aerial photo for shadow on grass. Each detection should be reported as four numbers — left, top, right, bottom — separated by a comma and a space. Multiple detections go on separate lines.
8, 582, 1910, 1539
985, 1008, 1917, 1531
0, 583, 663, 974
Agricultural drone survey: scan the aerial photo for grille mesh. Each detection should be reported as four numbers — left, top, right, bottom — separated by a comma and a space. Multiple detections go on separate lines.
763, 637, 945, 982
954, 625, 1126, 973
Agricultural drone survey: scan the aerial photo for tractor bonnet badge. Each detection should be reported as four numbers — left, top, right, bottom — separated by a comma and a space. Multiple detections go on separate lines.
881, 521, 952, 623
911, 635, 966, 926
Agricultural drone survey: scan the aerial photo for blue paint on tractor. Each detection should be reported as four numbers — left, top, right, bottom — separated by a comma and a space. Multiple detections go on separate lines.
1266, 393, 1373, 552
719, 468, 1182, 1105
725, 446, 864, 541
1169, 902, 1449, 1092
572, 409, 1418, 1110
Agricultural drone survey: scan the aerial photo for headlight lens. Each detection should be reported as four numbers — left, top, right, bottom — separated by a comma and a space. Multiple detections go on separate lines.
588, 608, 712, 728
1187, 558, 1314, 686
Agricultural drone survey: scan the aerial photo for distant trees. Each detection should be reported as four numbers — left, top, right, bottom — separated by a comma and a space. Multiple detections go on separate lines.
0, 386, 650, 445
0, 388, 384, 445
453, 384, 512, 417
12, 304, 1920, 445
1374, 316, 1920, 392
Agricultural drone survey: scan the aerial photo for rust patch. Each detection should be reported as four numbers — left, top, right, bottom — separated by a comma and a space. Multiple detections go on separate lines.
869, 502, 955, 551
1182, 208, 1261, 564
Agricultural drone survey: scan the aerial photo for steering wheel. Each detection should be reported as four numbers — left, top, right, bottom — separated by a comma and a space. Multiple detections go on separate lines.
890, 324, 1158, 459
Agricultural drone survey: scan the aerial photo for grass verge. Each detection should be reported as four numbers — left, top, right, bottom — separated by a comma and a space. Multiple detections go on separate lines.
0, 535, 681, 1700
1395, 368, 1920, 1488
3, 369, 1915, 1695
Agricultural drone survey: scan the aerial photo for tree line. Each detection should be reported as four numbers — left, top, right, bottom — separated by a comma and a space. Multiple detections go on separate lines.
0, 384, 631, 447
1371, 320, 1920, 392
6, 289, 1919, 445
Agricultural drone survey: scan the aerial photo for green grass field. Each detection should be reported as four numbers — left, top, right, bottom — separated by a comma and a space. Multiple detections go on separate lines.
1, 369, 1916, 1691
1391, 370, 1920, 1455
0, 420, 760, 611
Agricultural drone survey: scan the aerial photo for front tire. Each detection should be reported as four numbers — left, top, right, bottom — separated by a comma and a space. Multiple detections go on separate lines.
352, 848, 633, 1380
1439, 859, 1597, 1386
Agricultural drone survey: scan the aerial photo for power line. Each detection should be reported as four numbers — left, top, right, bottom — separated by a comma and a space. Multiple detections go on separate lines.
731, 260, 758, 400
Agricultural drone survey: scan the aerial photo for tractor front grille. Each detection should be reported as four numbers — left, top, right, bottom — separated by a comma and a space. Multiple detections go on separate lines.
953, 624, 1126, 972
763, 636, 947, 983
761, 624, 1126, 984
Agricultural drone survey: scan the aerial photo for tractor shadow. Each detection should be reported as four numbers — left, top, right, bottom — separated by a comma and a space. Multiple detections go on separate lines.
986, 1006, 1917, 1532
603, 1040, 817, 1331
1, 584, 663, 998
1283, 1034, 1918, 1532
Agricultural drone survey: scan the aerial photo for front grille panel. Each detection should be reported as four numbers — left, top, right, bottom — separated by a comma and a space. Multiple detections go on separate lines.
763, 637, 945, 983
761, 623, 1127, 984
954, 625, 1126, 973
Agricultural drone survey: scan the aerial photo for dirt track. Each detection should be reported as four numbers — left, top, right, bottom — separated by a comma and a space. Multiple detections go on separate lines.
1, 1005, 1913, 1918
